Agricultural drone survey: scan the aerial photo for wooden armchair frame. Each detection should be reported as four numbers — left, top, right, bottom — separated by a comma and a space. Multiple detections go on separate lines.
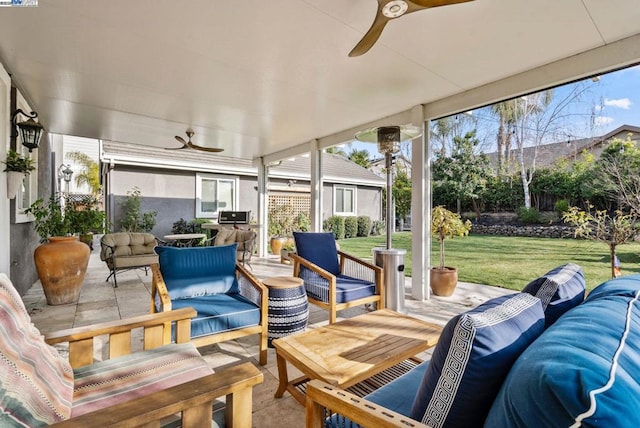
291, 250, 384, 324
150, 262, 269, 365
43, 308, 263, 427
305, 380, 427, 428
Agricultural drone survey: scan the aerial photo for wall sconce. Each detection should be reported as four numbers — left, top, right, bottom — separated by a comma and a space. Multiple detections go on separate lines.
61, 165, 73, 183
11, 109, 44, 152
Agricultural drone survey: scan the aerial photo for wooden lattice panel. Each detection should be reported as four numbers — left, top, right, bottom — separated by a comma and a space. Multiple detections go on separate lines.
269, 193, 310, 219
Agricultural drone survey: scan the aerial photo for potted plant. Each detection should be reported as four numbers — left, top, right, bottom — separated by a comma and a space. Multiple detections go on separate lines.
2, 149, 35, 199
66, 194, 107, 250
430, 205, 471, 296
25, 195, 90, 305
268, 204, 295, 255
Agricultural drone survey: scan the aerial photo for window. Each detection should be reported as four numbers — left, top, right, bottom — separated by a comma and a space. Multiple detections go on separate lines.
334, 185, 356, 216
195, 173, 238, 218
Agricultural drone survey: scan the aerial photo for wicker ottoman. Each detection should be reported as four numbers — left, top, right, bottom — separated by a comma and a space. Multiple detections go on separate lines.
263, 276, 309, 348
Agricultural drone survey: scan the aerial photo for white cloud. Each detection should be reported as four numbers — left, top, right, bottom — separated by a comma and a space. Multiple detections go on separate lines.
594, 116, 615, 126
604, 98, 632, 110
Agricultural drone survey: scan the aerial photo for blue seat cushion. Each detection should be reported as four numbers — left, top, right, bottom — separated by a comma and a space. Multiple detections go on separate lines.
486, 275, 640, 428
170, 293, 260, 339
157, 244, 239, 296
325, 361, 430, 427
300, 268, 376, 304
522, 263, 585, 328
409, 293, 545, 428
293, 232, 340, 276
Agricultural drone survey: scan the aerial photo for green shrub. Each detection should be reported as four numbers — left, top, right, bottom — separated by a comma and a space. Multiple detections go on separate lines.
517, 206, 540, 224
357, 216, 371, 237
555, 199, 570, 215
371, 220, 385, 236
323, 215, 345, 239
344, 216, 358, 238
295, 212, 311, 232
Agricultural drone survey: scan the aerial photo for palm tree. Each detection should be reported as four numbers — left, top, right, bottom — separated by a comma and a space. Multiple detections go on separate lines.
325, 146, 348, 157
348, 149, 371, 168
66, 151, 101, 195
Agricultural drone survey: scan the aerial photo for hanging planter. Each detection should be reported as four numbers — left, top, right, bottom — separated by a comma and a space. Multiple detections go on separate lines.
6, 171, 25, 199
2, 149, 35, 199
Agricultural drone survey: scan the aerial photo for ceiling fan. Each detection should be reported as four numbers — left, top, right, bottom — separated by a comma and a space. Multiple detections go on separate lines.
167, 129, 224, 153
349, 0, 475, 57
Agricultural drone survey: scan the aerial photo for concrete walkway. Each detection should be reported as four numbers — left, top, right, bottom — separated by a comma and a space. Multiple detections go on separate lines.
23, 250, 512, 427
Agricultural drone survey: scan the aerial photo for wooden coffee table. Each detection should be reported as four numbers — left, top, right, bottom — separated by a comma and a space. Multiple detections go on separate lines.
272, 309, 441, 405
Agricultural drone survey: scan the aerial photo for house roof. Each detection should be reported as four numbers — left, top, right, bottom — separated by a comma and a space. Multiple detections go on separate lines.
1, 1, 640, 162
101, 141, 384, 187
485, 124, 640, 170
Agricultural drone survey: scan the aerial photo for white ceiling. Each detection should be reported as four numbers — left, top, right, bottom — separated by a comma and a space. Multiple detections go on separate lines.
1, 0, 640, 160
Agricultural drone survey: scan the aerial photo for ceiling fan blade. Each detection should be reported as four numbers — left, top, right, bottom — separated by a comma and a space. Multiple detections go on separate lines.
349, 5, 392, 57
188, 142, 224, 153
164, 135, 189, 150
410, 0, 474, 8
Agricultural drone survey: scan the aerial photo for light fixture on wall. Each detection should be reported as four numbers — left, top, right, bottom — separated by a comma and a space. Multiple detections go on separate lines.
58, 164, 73, 195
11, 109, 44, 152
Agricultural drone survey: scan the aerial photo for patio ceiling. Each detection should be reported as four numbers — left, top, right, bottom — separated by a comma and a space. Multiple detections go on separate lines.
1, 0, 640, 161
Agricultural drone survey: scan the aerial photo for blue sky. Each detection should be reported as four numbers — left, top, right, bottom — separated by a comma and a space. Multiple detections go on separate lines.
344, 64, 640, 158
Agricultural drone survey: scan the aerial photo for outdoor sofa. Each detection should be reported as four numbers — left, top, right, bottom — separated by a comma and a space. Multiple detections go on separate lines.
0, 273, 262, 427
307, 263, 640, 427
100, 231, 159, 287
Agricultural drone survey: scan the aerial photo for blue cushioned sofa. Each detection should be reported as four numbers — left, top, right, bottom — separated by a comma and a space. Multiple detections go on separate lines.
150, 244, 268, 365
307, 264, 640, 428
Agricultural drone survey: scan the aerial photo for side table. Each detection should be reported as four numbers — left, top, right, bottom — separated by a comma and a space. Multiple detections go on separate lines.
263, 276, 309, 348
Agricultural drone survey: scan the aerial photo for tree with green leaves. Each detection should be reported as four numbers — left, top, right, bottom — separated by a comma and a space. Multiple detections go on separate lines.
66, 151, 101, 195
348, 149, 371, 168
432, 130, 491, 219
593, 135, 640, 212
325, 146, 347, 157
392, 166, 412, 227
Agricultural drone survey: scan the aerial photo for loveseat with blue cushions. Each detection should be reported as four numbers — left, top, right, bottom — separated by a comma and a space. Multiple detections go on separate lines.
150, 243, 268, 365
307, 263, 640, 427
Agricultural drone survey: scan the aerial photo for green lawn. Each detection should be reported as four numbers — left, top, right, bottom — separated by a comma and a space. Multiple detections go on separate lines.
337, 232, 640, 291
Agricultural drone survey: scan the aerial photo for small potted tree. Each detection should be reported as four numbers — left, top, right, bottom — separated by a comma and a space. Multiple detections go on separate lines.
2, 149, 35, 199
430, 205, 472, 296
268, 204, 295, 255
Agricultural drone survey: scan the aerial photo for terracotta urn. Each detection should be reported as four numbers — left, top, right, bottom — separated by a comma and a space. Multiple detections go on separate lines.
430, 266, 458, 297
34, 236, 90, 305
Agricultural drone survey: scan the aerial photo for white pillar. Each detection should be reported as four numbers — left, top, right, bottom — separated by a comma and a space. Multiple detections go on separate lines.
411, 105, 430, 300
257, 157, 268, 257
0, 63, 11, 275
309, 140, 323, 232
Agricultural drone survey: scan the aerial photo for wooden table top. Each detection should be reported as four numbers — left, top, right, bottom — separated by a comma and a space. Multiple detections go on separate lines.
272, 309, 441, 388
163, 233, 207, 240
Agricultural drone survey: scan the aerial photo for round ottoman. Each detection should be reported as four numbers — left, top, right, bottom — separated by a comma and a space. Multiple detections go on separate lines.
263, 276, 309, 348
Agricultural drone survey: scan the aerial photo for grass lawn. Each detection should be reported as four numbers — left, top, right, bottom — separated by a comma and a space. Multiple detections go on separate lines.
337, 232, 640, 291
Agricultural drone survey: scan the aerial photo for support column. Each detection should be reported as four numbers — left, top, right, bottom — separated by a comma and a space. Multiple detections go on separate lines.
257, 157, 268, 257
309, 140, 323, 232
0, 62, 10, 275
411, 105, 430, 300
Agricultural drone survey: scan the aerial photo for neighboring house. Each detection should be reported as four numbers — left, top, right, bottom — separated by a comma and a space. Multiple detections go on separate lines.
369, 153, 412, 178
486, 124, 640, 173
100, 141, 384, 237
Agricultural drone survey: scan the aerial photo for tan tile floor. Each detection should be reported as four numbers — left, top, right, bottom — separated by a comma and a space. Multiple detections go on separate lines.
23, 248, 512, 427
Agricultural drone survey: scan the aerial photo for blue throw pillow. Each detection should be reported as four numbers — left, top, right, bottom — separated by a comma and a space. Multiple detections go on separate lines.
485, 276, 640, 428
293, 232, 340, 275
522, 263, 585, 328
409, 293, 545, 428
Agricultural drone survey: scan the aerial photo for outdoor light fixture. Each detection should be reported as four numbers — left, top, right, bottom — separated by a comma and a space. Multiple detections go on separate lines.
11, 109, 44, 152
61, 165, 73, 183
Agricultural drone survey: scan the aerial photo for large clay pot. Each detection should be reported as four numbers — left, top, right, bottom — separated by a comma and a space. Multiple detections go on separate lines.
430, 267, 458, 297
34, 236, 90, 305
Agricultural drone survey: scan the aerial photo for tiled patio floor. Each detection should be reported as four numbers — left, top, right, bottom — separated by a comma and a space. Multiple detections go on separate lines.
23, 250, 512, 427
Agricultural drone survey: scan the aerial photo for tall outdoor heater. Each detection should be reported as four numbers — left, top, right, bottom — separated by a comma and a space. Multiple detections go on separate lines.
355, 125, 421, 313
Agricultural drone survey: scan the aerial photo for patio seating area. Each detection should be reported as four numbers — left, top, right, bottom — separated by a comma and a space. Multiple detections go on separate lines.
21, 248, 512, 427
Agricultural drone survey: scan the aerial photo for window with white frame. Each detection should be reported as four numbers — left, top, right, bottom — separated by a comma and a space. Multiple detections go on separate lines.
334, 185, 356, 216
195, 173, 238, 218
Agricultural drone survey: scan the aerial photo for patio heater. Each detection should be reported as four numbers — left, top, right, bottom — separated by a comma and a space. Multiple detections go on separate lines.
355, 125, 421, 313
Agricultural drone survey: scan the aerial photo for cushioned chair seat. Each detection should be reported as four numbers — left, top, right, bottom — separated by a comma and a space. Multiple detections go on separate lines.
169, 293, 261, 339
71, 343, 212, 417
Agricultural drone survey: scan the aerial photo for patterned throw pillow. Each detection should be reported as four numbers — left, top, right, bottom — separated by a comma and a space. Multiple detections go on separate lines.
409, 293, 545, 428
0, 273, 73, 426
522, 263, 585, 327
